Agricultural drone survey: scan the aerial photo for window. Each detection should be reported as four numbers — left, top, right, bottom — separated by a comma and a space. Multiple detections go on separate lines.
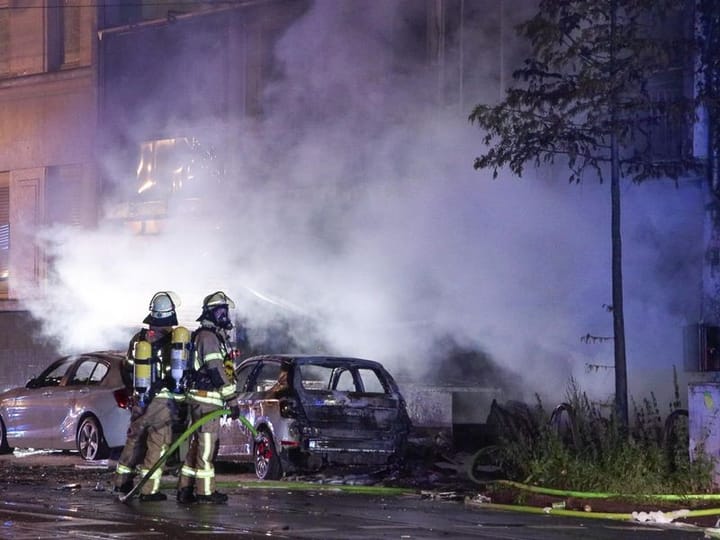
0, 172, 8, 298
71, 359, 107, 385
253, 362, 281, 392
0, 8, 9, 76
357, 368, 385, 393
89, 362, 108, 383
646, 84, 691, 161
332, 368, 386, 393
101, 0, 218, 28
298, 365, 333, 391
33, 358, 74, 387
71, 359, 96, 385
335, 369, 355, 391
135, 137, 206, 202
46, 164, 85, 227
235, 363, 257, 393
60, 0, 81, 66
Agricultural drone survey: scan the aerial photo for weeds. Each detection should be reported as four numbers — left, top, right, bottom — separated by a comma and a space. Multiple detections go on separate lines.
483, 369, 715, 494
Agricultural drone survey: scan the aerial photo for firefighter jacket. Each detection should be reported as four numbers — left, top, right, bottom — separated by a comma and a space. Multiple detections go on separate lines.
187, 320, 238, 408
127, 326, 185, 405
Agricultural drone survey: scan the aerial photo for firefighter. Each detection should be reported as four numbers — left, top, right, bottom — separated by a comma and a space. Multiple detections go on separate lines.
177, 291, 240, 505
114, 291, 189, 502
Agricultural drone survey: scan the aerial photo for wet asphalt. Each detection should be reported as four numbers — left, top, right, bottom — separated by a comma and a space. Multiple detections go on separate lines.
0, 451, 711, 539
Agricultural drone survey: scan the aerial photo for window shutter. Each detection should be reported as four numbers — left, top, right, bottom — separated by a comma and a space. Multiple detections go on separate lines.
0, 9, 9, 76
46, 164, 85, 227
62, 0, 81, 65
0, 174, 9, 294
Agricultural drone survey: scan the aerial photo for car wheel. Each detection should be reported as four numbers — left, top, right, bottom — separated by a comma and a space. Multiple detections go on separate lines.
77, 416, 110, 461
0, 417, 13, 454
254, 428, 282, 480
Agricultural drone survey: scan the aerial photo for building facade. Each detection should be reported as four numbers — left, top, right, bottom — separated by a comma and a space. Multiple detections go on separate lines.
0, 0, 711, 409
0, 0, 308, 386
0, 0, 506, 390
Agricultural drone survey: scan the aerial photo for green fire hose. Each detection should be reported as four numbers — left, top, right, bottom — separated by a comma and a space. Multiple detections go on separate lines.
118, 408, 258, 503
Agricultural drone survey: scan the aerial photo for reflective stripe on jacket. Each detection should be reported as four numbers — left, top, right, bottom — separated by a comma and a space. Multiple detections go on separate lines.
190, 323, 238, 408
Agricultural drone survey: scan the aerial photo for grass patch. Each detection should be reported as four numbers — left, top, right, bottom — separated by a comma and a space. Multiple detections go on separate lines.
479, 369, 715, 495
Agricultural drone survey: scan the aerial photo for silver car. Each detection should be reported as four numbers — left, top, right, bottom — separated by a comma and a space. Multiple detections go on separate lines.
217, 354, 411, 480
0, 351, 132, 460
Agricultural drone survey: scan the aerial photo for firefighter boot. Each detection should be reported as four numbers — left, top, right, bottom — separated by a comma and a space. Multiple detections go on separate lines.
196, 491, 228, 504
113, 480, 133, 495
176, 487, 196, 504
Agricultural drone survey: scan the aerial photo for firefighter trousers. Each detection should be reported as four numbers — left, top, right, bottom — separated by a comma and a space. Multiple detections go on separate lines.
178, 401, 222, 496
114, 397, 173, 495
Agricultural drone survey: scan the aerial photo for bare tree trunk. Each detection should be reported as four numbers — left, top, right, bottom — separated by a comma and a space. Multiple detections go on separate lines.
610, 0, 628, 429
611, 135, 628, 429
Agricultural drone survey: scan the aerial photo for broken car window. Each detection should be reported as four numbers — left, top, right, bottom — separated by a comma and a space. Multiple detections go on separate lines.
298, 364, 333, 391
235, 363, 257, 393
357, 368, 386, 394
254, 362, 282, 392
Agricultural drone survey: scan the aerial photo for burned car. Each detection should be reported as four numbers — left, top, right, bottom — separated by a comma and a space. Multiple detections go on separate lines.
217, 354, 411, 480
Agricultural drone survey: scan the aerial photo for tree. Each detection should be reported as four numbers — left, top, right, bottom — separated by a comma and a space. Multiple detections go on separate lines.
469, 0, 699, 428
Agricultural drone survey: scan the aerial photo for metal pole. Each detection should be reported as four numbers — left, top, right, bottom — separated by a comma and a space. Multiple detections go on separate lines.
459, 0, 464, 112
499, 0, 505, 97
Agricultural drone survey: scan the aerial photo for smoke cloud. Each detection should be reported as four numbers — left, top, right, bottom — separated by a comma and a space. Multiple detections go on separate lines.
21, 0, 704, 409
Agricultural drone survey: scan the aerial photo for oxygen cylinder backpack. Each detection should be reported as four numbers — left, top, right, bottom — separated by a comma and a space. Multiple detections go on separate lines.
170, 326, 191, 393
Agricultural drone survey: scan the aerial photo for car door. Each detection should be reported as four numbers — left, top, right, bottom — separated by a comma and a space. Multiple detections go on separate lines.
298, 362, 405, 452
217, 360, 260, 458
243, 359, 283, 429
4, 357, 76, 448
59, 357, 108, 445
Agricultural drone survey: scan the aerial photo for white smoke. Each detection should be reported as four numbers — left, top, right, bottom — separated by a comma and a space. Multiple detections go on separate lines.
20, 0, 704, 408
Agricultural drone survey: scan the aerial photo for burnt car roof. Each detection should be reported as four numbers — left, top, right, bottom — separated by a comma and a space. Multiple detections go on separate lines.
55, 350, 125, 360
239, 354, 387, 370
77, 351, 125, 360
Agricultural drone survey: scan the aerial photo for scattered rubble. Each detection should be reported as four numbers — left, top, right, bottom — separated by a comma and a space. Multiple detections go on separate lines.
632, 509, 691, 524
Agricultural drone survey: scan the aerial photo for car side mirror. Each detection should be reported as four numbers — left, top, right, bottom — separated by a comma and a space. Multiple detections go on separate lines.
26, 377, 38, 389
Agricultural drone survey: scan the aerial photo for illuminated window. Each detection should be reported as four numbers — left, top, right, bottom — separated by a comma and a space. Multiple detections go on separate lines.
136, 137, 212, 201
0, 171, 9, 298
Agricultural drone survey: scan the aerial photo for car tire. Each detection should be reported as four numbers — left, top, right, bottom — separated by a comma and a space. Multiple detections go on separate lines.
77, 416, 110, 461
254, 428, 282, 480
0, 417, 13, 454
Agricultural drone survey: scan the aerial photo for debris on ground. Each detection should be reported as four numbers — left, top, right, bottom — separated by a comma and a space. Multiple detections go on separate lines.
632, 509, 690, 524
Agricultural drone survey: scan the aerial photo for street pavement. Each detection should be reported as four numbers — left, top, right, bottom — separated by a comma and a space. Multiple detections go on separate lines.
0, 451, 712, 539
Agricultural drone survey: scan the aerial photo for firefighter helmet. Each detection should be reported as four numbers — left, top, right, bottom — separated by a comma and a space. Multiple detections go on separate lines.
143, 291, 180, 326
197, 290, 235, 329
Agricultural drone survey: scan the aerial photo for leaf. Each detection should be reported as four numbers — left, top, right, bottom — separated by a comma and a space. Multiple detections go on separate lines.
469, 0, 700, 184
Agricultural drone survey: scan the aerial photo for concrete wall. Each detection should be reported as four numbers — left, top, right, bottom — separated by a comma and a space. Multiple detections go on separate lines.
0, 310, 60, 392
